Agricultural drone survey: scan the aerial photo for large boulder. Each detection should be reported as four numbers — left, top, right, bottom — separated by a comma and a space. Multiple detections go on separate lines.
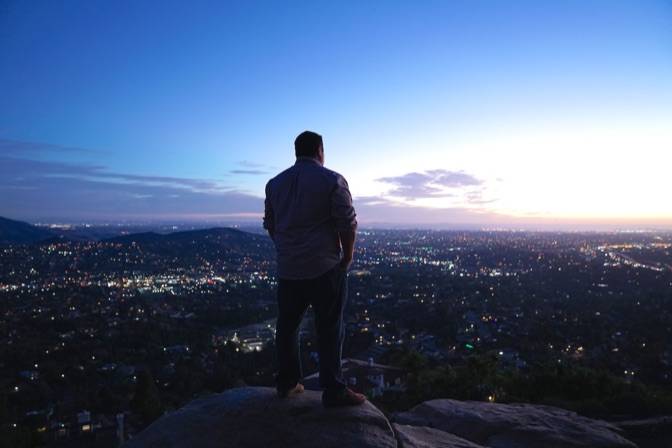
393, 399, 637, 448
124, 386, 397, 448
394, 423, 486, 448
125, 387, 643, 448
616, 416, 672, 448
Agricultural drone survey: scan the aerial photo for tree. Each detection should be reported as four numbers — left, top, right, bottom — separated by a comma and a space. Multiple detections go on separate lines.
131, 369, 164, 426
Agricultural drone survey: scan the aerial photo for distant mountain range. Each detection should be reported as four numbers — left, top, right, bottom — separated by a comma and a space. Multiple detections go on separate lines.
0, 217, 273, 258
0, 216, 56, 244
103, 227, 274, 261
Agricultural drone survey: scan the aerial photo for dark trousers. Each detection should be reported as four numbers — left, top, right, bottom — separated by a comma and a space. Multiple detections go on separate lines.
276, 264, 348, 392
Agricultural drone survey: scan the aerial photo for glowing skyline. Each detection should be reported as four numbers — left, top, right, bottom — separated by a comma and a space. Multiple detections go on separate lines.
1, 1, 671, 228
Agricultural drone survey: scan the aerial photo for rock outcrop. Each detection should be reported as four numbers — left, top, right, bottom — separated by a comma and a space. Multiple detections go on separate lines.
393, 424, 486, 448
124, 387, 397, 448
393, 399, 637, 448
125, 387, 640, 448
616, 416, 672, 448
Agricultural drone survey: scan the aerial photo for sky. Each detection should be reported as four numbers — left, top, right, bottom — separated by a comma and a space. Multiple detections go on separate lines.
1, 1, 671, 229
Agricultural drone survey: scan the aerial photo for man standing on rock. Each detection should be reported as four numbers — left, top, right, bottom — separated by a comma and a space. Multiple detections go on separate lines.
263, 130, 366, 407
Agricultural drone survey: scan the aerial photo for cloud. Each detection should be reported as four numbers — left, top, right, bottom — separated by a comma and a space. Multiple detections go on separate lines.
0, 138, 102, 155
0, 139, 499, 225
0, 155, 264, 222
464, 190, 498, 205
355, 168, 500, 226
0, 156, 229, 192
352, 195, 498, 228
354, 196, 393, 206
88, 170, 225, 192
377, 169, 483, 199
230, 169, 268, 175
230, 160, 277, 175
238, 160, 266, 168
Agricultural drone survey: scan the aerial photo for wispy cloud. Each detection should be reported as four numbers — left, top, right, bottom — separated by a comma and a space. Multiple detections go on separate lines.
0, 138, 103, 155
377, 169, 483, 200
0, 156, 228, 193
0, 139, 503, 225
464, 190, 498, 205
238, 160, 266, 168
0, 153, 263, 221
229, 160, 276, 175
353, 195, 497, 228
229, 169, 268, 175
359, 168, 499, 224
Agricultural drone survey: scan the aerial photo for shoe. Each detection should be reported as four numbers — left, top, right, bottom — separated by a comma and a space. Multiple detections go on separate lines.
277, 383, 304, 398
322, 387, 366, 407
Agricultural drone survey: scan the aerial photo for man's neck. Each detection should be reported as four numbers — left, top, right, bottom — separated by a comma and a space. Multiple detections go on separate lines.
295, 156, 323, 166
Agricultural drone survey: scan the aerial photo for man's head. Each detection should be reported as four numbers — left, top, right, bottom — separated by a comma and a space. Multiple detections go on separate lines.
294, 131, 324, 165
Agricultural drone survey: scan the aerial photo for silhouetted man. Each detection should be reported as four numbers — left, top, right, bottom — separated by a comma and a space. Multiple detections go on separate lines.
263, 131, 365, 407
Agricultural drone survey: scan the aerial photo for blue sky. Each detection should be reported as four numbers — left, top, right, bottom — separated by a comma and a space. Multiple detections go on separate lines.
1, 1, 671, 228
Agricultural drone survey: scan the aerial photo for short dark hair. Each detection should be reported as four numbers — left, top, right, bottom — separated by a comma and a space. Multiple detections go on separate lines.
294, 131, 323, 158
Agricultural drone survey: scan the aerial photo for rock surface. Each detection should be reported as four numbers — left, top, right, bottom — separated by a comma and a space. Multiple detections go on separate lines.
394, 424, 486, 448
393, 399, 637, 448
125, 387, 643, 448
616, 416, 672, 448
124, 386, 397, 448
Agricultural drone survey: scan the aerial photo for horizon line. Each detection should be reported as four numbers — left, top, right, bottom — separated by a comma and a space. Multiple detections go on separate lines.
7, 217, 671, 234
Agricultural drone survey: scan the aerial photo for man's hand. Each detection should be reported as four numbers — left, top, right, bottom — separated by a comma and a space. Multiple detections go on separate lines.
339, 255, 352, 271
338, 229, 356, 271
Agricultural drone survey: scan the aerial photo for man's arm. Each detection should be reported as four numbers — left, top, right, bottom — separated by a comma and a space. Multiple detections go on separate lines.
263, 182, 275, 240
266, 225, 275, 241
331, 174, 357, 269
338, 229, 356, 269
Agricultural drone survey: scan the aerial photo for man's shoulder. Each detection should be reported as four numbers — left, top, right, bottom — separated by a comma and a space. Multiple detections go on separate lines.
278, 163, 346, 179
266, 163, 348, 191
316, 165, 346, 182
266, 165, 295, 187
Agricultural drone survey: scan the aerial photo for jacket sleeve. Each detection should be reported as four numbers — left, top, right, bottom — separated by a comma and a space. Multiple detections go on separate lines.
331, 175, 357, 232
263, 181, 274, 232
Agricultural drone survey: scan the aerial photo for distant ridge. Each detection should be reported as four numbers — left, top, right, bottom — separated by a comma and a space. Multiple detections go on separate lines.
103, 227, 274, 261
105, 227, 263, 245
0, 216, 55, 245
105, 231, 167, 244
